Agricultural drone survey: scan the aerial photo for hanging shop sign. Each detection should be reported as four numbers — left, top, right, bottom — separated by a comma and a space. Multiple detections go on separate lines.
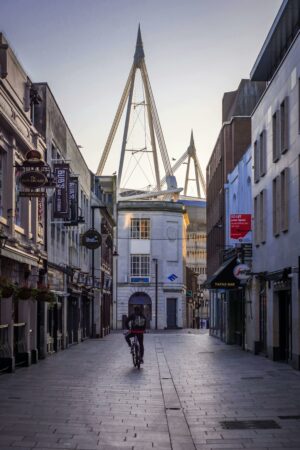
53, 163, 70, 218
230, 214, 252, 243
20, 171, 47, 189
233, 263, 251, 281
69, 176, 79, 223
81, 228, 102, 250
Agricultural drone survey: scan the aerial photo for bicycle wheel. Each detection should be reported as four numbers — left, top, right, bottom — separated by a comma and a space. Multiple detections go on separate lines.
135, 344, 141, 369
132, 345, 136, 367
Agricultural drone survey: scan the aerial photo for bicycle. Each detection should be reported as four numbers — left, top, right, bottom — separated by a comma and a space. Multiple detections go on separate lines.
129, 330, 144, 369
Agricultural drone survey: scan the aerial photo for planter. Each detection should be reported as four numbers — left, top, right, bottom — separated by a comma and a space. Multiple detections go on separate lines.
16, 287, 33, 300
1, 285, 15, 298
35, 289, 56, 303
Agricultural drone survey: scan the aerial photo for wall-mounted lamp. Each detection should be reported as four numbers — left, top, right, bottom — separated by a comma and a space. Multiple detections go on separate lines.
0, 229, 8, 249
213, 221, 223, 229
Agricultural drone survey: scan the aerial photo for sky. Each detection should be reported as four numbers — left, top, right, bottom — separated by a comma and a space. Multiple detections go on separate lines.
1, 0, 282, 194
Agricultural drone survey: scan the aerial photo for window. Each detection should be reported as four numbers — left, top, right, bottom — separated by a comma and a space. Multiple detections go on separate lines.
299, 156, 300, 221
280, 97, 289, 154
272, 111, 280, 162
299, 79, 300, 133
15, 167, 23, 226
280, 168, 289, 232
130, 255, 150, 276
0, 151, 4, 216
273, 176, 281, 236
273, 169, 289, 236
254, 190, 266, 245
259, 130, 267, 177
259, 190, 266, 244
130, 218, 150, 239
254, 195, 260, 245
254, 140, 260, 183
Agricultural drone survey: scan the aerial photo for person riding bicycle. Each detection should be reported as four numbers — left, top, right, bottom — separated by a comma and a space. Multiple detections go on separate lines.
125, 306, 146, 363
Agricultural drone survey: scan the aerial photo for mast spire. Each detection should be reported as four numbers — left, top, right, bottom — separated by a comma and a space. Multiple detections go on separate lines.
134, 24, 145, 66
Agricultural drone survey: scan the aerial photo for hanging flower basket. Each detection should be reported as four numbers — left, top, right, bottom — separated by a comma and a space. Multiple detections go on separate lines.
16, 286, 34, 300
35, 288, 56, 303
0, 277, 16, 299
1, 285, 15, 298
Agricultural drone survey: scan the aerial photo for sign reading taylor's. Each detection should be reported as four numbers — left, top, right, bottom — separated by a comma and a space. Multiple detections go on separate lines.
81, 229, 102, 250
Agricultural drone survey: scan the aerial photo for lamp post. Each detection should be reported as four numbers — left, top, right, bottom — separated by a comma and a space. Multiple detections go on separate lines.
198, 289, 204, 328
152, 258, 158, 330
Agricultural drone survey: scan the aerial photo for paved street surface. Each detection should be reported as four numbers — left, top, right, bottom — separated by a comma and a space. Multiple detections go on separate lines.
1, 331, 300, 450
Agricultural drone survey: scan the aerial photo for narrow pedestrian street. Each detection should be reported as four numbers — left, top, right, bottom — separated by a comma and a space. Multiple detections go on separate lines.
1, 331, 300, 450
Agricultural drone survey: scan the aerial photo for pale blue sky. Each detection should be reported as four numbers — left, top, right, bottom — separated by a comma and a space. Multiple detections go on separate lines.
1, 0, 282, 191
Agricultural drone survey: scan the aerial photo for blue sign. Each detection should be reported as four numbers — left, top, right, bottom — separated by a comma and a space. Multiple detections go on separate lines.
168, 274, 178, 282
130, 277, 150, 283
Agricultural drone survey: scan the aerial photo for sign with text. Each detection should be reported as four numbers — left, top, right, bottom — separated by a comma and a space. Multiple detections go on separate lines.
230, 214, 252, 243
53, 163, 70, 218
81, 229, 102, 250
69, 176, 79, 222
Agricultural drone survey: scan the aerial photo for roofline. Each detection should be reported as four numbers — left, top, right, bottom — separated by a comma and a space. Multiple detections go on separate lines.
250, 0, 288, 79
33, 82, 91, 174
207, 115, 251, 168
251, 28, 300, 118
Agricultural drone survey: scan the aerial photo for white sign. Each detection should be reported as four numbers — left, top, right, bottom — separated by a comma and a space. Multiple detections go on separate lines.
233, 264, 251, 280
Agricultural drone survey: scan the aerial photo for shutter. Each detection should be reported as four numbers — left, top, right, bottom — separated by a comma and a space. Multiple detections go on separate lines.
260, 130, 267, 177
275, 176, 281, 236
254, 140, 259, 183
254, 195, 259, 245
273, 112, 280, 162
281, 97, 289, 154
261, 189, 267, 243
281, 168, 289, 232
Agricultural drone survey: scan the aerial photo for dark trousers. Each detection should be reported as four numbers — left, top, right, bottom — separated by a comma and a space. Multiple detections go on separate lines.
125, 332, 144, 358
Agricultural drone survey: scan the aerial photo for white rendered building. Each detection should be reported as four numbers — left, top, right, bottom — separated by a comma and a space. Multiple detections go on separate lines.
250, 0, 300, 368
115, 201, 188, 329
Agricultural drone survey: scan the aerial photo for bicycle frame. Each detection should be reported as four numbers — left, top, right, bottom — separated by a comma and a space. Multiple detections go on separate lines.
130, 330, 144, 369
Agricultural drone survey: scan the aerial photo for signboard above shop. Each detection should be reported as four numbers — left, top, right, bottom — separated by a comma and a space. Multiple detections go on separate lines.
230, 214, 252, 244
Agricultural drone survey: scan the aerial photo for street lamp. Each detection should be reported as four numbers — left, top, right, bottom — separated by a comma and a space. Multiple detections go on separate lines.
152, 258, 158, 330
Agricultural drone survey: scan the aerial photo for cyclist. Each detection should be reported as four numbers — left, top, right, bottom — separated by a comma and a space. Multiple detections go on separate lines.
125, 306, 146, 363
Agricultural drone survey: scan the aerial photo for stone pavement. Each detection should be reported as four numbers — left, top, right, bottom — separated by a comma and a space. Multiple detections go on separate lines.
1, 330, 300, 450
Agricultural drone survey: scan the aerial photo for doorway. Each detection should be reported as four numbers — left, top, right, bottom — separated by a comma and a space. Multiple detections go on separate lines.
128, 292, 152, 329
167, 298, 177, 328
278, 290, 291, 362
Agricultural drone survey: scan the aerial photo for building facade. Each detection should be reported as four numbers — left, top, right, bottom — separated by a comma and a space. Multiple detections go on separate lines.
116, 201, 187, 329
180, 197, 209, 328
249, 0, 300, 369
206, 79, 265, 344
0, 33, 47, 371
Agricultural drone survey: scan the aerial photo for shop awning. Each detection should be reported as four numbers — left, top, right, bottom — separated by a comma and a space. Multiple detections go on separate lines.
203, 257, 240, 289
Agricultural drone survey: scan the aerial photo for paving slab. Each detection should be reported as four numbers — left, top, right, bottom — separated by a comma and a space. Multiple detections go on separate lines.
1, 330, 300, 450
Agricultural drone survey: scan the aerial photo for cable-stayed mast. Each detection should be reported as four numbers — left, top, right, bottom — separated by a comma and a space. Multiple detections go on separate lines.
96, 26, 179, 199
160, 131, 206, 198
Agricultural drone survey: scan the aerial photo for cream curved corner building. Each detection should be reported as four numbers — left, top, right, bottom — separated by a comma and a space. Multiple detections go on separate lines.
115, 200, 188, 329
